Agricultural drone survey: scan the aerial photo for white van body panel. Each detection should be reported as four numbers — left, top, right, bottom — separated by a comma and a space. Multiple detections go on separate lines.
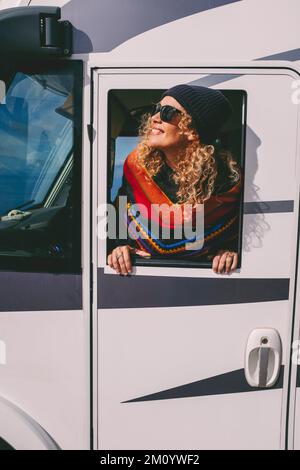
0, 0, 29, 8
0, 15, 92, 448
94, 66, 300, 449
295, 391, 300, 450
0, 310, 90, 449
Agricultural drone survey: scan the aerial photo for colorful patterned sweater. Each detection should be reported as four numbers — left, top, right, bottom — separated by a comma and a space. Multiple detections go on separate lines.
109, 149, 242, 260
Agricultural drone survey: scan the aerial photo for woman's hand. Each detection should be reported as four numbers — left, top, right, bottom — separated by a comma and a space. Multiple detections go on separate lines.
212, 250, 238, 274
107, 245, 151, 275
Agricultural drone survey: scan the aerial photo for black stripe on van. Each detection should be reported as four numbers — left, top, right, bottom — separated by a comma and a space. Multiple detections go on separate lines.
123, 366, 284, 403
98, 269, 289, 309
0, 271, 82, 312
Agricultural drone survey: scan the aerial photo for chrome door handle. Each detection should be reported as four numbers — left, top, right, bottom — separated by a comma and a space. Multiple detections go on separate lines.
245, 329, 282, 388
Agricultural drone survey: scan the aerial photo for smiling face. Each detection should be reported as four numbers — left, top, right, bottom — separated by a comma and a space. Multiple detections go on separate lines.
147, 96, 189, 153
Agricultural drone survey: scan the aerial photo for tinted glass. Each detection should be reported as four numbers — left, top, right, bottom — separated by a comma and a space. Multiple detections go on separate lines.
0, 62, 82, 272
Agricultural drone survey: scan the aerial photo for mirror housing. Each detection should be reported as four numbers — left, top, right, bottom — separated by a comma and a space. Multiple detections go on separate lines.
0, 6, 72, 58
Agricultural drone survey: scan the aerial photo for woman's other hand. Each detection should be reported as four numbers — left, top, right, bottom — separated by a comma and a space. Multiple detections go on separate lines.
107, 245, 151, 275
212, 250, 238, 274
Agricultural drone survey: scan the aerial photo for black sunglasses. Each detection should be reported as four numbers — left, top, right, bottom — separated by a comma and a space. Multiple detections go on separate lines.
151, 102, 182, 123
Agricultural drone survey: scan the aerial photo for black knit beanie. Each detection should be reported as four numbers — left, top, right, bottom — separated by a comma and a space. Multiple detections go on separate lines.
162, 84, 233, 144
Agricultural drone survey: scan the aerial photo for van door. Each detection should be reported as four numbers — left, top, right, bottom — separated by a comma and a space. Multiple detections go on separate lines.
0, 60, 90, 450
94, 67, 299, 450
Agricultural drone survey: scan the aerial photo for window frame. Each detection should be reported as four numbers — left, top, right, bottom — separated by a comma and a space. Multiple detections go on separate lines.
0, 59, 83, 274
107, 87, 247, 270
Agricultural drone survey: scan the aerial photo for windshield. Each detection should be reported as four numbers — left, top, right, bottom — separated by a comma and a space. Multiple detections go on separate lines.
0, 71, 73, 215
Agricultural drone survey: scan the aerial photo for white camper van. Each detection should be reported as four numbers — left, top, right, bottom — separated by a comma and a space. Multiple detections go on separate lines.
0, 0, 300, 451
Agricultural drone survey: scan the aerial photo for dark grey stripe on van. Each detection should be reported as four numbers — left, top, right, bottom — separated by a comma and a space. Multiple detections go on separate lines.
98, 269, 289, 309
62, 0, 242, 53
258, 49, 300, 62
244, 200, 294, 214
0, 272, 82, 312
123, 366, 284, 403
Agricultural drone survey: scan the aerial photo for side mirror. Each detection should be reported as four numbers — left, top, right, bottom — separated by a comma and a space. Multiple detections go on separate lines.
0, 6, 72, 58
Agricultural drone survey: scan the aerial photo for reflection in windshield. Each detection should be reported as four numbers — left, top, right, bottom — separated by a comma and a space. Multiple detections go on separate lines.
0, 72, 73, 216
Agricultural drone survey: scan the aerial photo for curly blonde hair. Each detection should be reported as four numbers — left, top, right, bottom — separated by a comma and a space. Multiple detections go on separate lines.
136, 110, 240, 206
